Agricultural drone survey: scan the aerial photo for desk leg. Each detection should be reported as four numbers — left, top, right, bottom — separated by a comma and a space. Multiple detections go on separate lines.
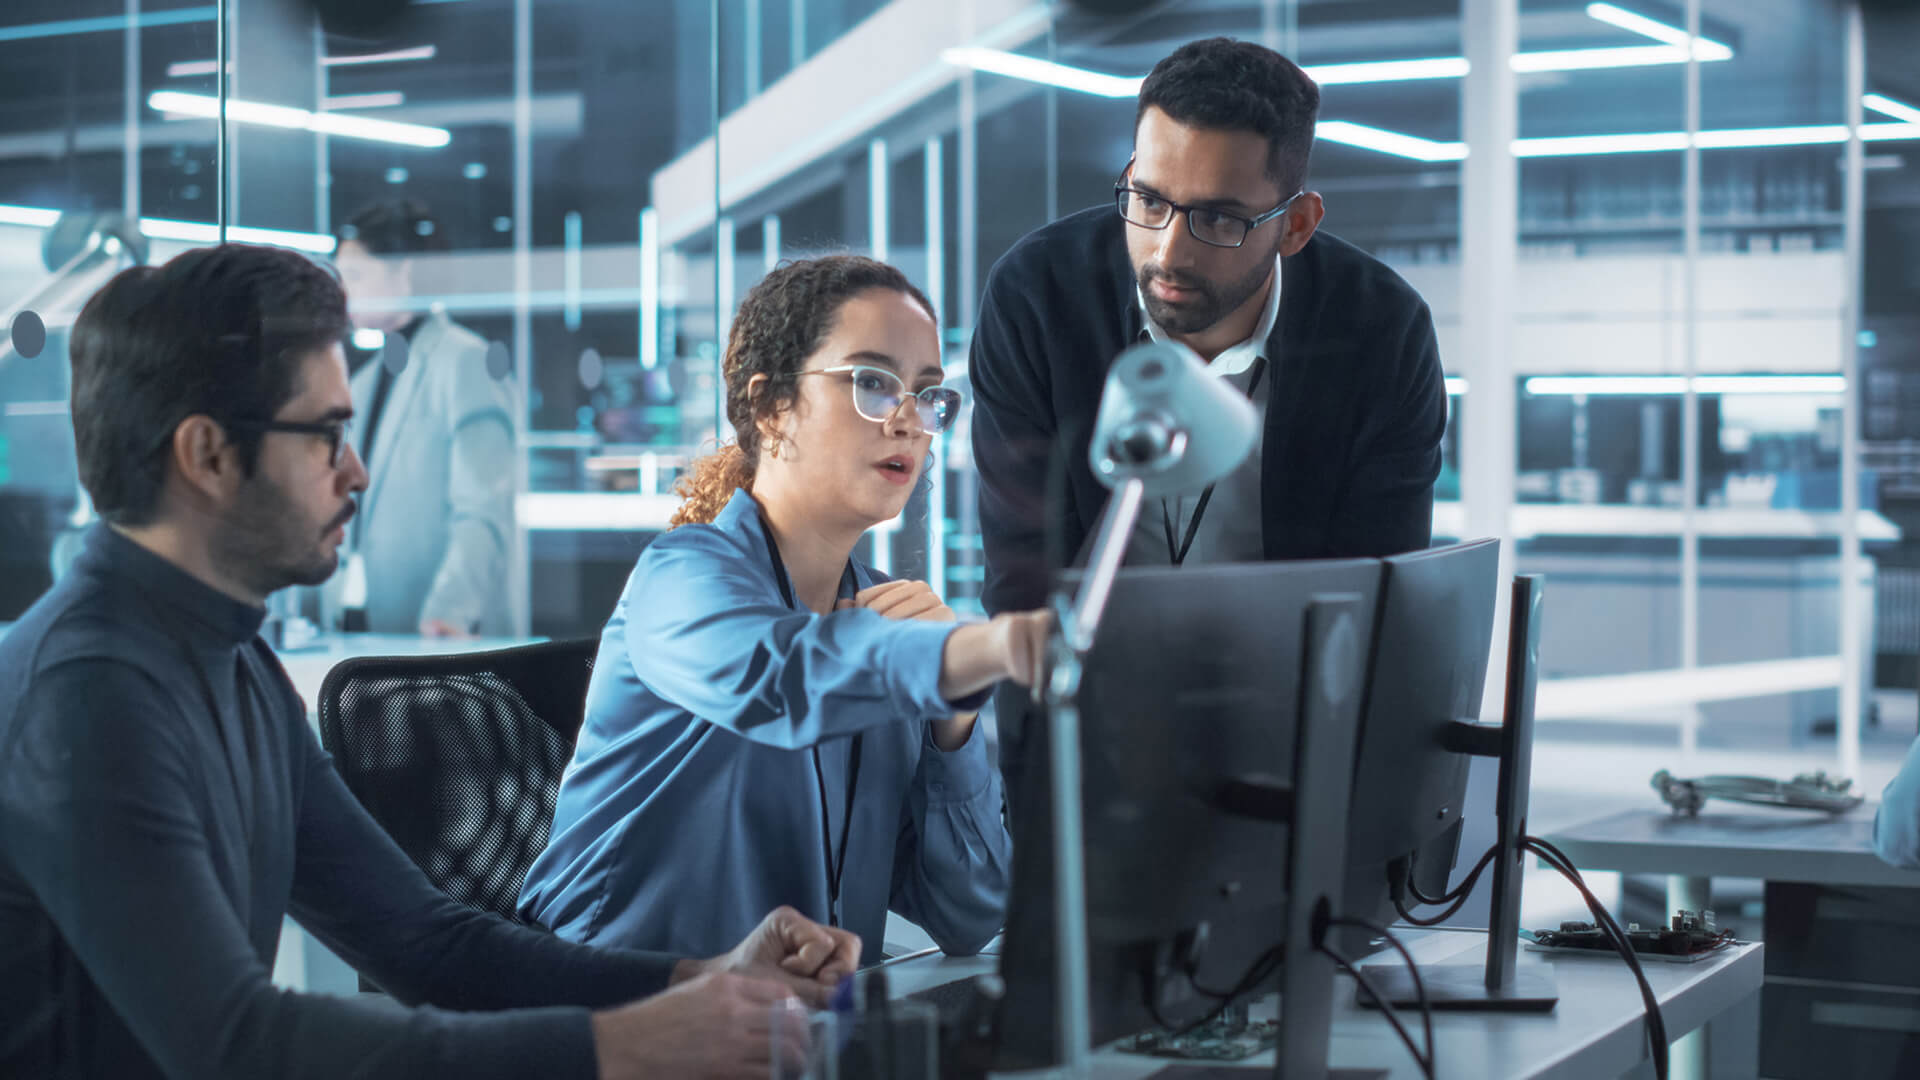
1667, 875, 1712, 1080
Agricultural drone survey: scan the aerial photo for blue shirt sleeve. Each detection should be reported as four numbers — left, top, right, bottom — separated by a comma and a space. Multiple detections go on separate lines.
620, 525, 969, 750
888, 721, 1012, 955
1874, 734, 1920, 868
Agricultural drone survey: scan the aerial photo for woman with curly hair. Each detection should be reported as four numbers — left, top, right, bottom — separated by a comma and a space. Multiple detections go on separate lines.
519, 255, 1047, 964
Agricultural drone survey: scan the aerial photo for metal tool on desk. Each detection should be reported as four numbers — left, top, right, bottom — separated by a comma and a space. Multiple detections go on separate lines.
1651, 769, 1865, 816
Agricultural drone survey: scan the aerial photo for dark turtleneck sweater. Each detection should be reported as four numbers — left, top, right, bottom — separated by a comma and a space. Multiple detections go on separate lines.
0, 525, 678, 1079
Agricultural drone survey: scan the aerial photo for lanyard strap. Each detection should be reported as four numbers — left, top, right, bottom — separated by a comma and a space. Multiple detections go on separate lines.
1162, 355, 1268, 566
758, 514, 863, 926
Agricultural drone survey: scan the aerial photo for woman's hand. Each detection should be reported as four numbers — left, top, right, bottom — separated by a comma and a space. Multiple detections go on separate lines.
937, 610, 1054, 701
837, 580, 955, 622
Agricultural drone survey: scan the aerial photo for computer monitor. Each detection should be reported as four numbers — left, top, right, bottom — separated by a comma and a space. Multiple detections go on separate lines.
1338, 539, 1502, 956
993, 557, 1384, 1070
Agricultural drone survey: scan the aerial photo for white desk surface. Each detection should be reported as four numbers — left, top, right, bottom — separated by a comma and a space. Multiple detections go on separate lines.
877, 928, 1762, 1080
273, 633, 543, 722
1542, 806, 1920, 889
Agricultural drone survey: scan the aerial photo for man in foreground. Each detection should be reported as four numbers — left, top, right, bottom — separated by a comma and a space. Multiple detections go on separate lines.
0, 243, 857, 1079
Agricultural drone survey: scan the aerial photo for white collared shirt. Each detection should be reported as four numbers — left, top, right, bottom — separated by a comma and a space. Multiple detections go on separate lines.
1125, 255, 1283, 566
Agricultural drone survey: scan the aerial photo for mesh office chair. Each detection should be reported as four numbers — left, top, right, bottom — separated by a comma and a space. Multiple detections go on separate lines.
317, 638, 598, 924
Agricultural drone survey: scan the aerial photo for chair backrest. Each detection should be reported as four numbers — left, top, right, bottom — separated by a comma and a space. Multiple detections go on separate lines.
317, 637, 597, 923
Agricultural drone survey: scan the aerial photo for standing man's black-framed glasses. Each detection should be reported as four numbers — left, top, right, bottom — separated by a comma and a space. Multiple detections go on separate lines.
225, 417, 355, 469
1114, 165, 1303, 249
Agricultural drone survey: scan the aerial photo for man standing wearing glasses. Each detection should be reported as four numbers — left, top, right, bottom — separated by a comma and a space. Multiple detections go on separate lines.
0, 244, 860, 1079
969, 38, 1446, 789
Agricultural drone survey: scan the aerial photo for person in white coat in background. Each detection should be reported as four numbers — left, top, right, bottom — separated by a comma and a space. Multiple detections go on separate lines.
333, 200, 517, 637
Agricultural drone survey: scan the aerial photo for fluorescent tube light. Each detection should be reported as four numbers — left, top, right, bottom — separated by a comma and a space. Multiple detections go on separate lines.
322, 92, 405, 110
324, 45, 437, 68
1316, 121, 1467, 162
149, 90, 450, 148
1514, 131, 1688, 157
1585, 3, 1733, 58
0, 202, 333, 252
1865, 94, 1920, 125
352, 329, 386, 350
1524, 375, 1846, 396
1307, 57, 1471, 85
1445, 377, 1468, 395
168, 45, 436, 79
0, 8, 212, 45
0, 204, 63, 228
938, 48, 1139, 98
138, 217, 338, 254
1512, 44, 1728, 73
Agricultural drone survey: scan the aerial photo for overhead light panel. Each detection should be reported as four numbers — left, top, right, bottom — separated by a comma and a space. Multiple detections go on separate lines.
149, 90, 451, 148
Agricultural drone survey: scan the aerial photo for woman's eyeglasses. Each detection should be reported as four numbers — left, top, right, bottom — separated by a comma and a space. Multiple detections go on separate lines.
796, 365, 963, 435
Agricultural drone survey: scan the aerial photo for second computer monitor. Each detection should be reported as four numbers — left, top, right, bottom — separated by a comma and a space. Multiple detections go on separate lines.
1342, 538, 1503, 944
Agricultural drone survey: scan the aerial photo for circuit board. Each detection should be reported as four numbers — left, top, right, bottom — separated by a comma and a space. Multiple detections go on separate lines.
1524, 909, 1738, 964
1118, 1018, 1278, 1061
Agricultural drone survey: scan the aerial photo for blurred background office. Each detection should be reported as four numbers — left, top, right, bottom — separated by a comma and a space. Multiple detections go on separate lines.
0, 0, 1916, 1068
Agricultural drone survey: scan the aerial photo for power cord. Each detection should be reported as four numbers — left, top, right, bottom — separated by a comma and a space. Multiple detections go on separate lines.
1396, 843, 1499, 926
1318, 939, 1436, 1080
1407, 843, 1498, 907
1524, 836, 1669, 1080
1142, 943, 1285, 1037
1326, 915, 1434, 1079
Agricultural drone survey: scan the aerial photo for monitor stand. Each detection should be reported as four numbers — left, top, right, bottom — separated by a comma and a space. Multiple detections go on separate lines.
1359, 575, 1560, 1014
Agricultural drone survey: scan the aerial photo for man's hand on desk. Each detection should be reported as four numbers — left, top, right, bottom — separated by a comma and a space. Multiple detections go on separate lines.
596, 908, 856, 1080
590, 971, 809, 1080
671, 905, 861, 1005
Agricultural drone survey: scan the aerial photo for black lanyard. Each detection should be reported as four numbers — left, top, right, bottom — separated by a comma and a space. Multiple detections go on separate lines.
757, 514, 864, 928
1162, 355, 1268, 566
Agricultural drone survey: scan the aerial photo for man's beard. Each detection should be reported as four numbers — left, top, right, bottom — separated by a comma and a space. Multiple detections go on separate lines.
213, 475, 352, 599
1137, 248, 1279, 336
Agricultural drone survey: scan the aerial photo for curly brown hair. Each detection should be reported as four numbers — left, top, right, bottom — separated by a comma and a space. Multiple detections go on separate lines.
670, 255, 937, 528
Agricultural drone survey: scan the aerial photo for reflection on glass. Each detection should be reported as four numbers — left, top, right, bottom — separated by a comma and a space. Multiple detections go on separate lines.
333, 200, 519, 638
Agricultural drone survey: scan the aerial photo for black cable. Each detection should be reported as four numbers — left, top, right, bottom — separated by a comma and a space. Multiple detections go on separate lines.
1407, 842, 1499, 907
1319, 943, 1436, 1080
1329, 916, 1434, 1077
1523, 837, 1669, 1080
1147, 944, 1285, 1037
1396, 843, 1500, 926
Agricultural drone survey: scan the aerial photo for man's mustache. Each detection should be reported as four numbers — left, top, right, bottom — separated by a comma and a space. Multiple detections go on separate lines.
326, 500, 357, 533
1141, 265, 1208, 292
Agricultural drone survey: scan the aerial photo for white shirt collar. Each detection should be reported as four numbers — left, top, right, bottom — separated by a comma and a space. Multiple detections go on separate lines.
1137, 254, 1284, 378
